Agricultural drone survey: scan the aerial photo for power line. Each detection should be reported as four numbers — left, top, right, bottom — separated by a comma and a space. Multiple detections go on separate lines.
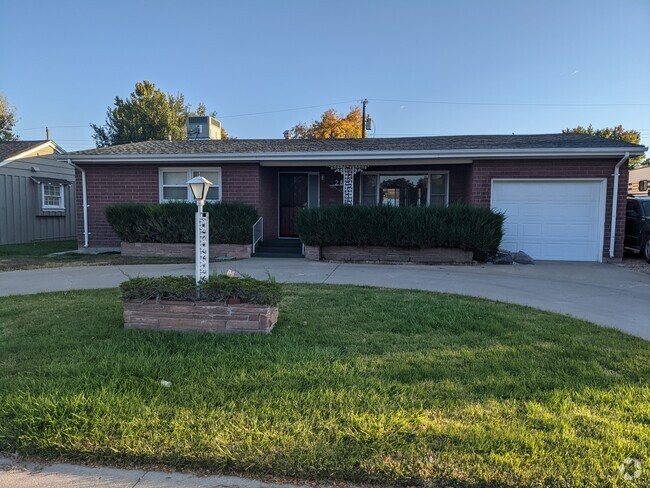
14, 98, 650, 133
16, 125, 90, 131
14, 99, 361, 131
217, 99, 360, 118
369, 98, 650, 107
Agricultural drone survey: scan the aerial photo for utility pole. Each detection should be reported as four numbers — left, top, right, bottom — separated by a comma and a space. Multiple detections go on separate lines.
361, 99, 368, 138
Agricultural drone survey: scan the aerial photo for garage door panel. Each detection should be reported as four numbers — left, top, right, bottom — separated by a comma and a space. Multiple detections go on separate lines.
561, 204, 599, 220
521, 223, 542, 237
494, 182, 601, 201
491, 180, 604, 262
543, 223, 596, 239
503, 203, 596, 221
503, 224, 520, 238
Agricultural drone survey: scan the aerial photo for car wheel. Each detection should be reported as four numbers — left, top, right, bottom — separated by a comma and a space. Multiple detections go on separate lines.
643, 236, 650, 264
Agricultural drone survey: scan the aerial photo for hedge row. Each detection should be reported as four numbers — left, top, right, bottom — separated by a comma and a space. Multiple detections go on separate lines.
296, 204, 504, 259
105, 202, 258, 245
120, 274, 282, 306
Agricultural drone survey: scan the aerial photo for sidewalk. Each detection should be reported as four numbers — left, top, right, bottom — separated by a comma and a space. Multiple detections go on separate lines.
0, 456, 306, 488
0, 258, 648, 339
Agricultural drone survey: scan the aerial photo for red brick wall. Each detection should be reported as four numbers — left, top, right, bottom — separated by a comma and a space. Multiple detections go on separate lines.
320, 246, 473, 264
76, 163, 262, 247
221, 163, 259, 207
75, 159, 628, 259
124, 301, 278, 334
75, 165, 158, 247
121, 242, 252, 259
468, 158, 628, 259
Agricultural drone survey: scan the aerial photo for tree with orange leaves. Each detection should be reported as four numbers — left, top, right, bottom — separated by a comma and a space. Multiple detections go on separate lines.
288, 106, 362, 139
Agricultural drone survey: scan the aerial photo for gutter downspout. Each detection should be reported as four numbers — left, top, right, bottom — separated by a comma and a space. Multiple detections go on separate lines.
609, 152, 629, 259
67, 159, 89, 248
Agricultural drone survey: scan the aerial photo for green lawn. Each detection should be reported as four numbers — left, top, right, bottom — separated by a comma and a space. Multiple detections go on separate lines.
0, 240, 193, 271
0, 285, 648, 487
0, 239, 78, 256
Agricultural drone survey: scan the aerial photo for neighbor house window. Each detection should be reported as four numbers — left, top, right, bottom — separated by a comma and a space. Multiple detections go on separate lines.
42, 183, 64, 210
360, 172, 448, 207
640, 180, 648, 192
159, 168, 221, 203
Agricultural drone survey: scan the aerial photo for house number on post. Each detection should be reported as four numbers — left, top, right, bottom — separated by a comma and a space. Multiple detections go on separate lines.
331, 164, 367, 205
196, 212, 210, 282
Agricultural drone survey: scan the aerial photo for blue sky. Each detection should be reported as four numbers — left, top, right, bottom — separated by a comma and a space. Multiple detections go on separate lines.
1, 0, 649, 151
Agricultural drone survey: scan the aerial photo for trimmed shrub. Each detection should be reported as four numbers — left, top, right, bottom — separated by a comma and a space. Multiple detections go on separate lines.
106, 202, 259, 245
296, 204, 504, 260
120, 274, 282, 306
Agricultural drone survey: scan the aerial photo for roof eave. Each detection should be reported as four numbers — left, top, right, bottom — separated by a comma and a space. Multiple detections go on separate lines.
58, 146, 648, 164
0, 140, 66, 167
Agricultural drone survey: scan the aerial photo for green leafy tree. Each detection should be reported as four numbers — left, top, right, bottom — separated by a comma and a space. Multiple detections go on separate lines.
0, 94, 19, 142
288, 106, 362, 139
563, 124, 645, 167
91, 81, 227, 147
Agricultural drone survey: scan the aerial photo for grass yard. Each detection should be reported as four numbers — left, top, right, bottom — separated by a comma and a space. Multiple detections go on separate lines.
0, 285, 648, 487
0, 240, 193, 271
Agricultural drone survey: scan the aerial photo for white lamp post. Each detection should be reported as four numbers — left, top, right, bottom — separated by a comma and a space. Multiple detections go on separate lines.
187, 176, 212, 284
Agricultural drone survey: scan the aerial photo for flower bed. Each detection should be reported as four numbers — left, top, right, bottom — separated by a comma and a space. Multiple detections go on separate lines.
297, 204, 504, 262
120, 274, 281, 334
120, 242, 251, 259
304, 245, 473, 264
123, 301, 278, 334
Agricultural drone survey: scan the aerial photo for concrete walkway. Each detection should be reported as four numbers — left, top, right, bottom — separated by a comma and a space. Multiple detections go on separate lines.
0, 258, 649, 339
0, 456, 305, 488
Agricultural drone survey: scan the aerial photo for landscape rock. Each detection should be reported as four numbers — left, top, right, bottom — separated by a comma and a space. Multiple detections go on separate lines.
492, 252, 514, 265
514, 251, 535, 265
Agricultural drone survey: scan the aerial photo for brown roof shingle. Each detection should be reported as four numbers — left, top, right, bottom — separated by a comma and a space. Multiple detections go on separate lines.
0, 140, 50, 162
67, 133, 646, 157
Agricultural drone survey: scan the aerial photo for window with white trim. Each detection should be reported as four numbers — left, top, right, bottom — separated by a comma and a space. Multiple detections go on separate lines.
42, 183, 65, 210
159, 168, 221, 203
359, 172, 448, 207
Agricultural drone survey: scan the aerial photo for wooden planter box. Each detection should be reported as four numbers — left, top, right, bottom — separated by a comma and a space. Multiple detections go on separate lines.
123, 300, 278, 334
121, 242, 252, 259
304, 245, 473, 264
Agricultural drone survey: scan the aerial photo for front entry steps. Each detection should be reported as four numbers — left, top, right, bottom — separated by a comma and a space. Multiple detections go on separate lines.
253, 239, 304, 258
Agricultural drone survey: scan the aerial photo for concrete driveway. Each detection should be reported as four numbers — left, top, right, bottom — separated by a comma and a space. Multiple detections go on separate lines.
0, 259, 648, 340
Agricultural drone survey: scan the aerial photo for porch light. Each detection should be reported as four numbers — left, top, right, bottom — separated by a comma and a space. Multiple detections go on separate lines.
187, 176, 212, 284
187, 176, 212, 204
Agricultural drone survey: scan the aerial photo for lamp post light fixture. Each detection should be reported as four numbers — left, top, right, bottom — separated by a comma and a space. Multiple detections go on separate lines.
187, 176, 212, 284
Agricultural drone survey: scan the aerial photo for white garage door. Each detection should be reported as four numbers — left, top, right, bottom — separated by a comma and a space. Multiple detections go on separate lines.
491, 179, 605, 262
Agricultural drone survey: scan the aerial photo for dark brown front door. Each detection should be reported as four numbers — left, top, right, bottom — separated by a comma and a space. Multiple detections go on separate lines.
279, 173, 309, 237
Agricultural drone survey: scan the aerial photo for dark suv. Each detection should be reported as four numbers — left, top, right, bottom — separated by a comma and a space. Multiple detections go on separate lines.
625, 196, 650, 262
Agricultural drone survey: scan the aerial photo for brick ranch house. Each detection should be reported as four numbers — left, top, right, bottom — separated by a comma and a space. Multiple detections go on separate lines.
61, 131, 646, 262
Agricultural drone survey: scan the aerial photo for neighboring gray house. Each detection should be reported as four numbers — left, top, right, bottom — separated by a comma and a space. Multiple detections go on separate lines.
0, 140, 76, 245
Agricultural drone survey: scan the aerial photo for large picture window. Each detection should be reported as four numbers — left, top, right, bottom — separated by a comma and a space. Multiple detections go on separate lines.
159, 168, 221, 203
360, 172, 448, 207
